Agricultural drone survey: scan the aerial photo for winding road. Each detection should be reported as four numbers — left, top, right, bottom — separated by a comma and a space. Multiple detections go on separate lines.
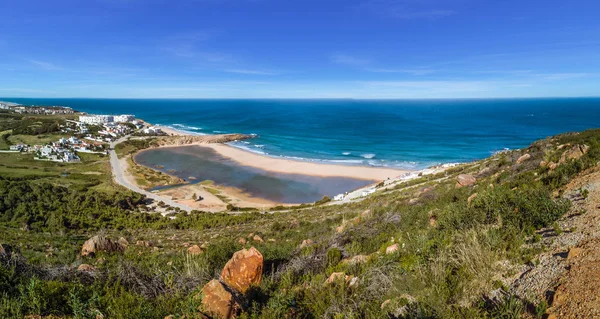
109, 136, 195, 212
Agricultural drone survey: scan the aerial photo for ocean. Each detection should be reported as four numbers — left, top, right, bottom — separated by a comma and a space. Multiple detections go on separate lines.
4, 97, 600, 169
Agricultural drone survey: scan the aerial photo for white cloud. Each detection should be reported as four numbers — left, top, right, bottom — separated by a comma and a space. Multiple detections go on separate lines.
26, 59, 64, 71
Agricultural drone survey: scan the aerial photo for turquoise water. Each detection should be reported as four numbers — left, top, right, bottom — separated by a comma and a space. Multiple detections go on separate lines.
4, 97, 600, 169
135, 146, 375, 203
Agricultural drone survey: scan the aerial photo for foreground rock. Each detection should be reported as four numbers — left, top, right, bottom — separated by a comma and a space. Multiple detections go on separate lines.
199, 247, 264, 318
221, 247, 264, 294
81, 235, 125, 257
201, 279, 239, 319
456, 174, 476, 188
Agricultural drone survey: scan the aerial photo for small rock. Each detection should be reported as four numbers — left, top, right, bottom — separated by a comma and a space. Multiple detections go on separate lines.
361, 209, 371, 218
77, 264, 96, 272
342, 255, 368, 265
347, 276, 359, 288
325, 272, 349, 284
188, 244, 203, 255
136, 240, 153, 247
335, 224, 345, 233
252, 235, 264, 243
467, 193, 478, 207
299, 239, 314, 249
516, 153, 531, 164
118, 237, 129, 247
238, 237, 247, 245
386, 243, 399, 255
567, 247, 582, 260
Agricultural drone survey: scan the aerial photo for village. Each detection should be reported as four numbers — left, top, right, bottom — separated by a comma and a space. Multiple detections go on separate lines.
1, 102, 161, 163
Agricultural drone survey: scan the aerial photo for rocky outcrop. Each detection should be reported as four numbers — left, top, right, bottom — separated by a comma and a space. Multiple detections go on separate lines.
559, 144, 589, 164
221, 247, 264, 294
456, 174, 476, 188
200, 279, 240, 319
157, 134, 254, 147
81, 235, 125, 257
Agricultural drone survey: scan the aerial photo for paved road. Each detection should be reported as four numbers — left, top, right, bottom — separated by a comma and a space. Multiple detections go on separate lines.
109, 136, 195, 212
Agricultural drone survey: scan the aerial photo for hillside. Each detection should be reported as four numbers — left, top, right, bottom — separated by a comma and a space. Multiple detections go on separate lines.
2, 126, 600, 318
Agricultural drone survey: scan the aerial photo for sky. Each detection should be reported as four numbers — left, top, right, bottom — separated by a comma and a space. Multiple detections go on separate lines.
0, 0, 599, 99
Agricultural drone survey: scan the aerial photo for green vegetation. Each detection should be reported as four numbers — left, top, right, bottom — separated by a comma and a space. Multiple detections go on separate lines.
2, 125, 600, 318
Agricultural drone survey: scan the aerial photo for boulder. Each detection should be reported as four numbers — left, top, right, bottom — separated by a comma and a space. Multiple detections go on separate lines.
516, 153, 531, 164
456, 174, 476, 188
200, 279, 239, 319
77, 264, 96, 272
81, 235, 125, 257
188, 245, 204, 255
221, 247, 264, 294
386, 243, 399, 255
299, 239, 314, 249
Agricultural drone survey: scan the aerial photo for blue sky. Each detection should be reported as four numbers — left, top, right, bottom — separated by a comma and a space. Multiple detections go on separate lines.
0, 0, 599, 98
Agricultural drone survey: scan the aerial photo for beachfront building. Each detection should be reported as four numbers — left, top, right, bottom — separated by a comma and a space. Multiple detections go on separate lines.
143, 126, 162, 134
79, 115, 114, 124
114, 114, 135, 122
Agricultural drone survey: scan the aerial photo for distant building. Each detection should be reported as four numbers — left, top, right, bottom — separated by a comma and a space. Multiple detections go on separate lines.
114, 114, 135, 122
143, 126, 162, 134
79, 115, 114, 124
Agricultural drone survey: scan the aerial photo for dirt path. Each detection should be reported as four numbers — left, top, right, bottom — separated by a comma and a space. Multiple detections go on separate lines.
502, 164, 600, 317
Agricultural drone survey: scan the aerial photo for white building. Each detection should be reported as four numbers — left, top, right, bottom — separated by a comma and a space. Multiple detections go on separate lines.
143, 126, 162, 134
114, 114, 135, 122
79, 115, 114, 125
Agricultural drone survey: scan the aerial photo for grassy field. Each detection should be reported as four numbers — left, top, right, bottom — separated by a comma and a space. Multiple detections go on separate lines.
0, 149, 115, 192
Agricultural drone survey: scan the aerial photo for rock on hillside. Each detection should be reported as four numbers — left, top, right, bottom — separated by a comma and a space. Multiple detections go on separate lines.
201, 279, 240, 319
456, 174, 476, 188
199, 247, 264, 318
81, 235, 126, 257
221, 247, 264, 294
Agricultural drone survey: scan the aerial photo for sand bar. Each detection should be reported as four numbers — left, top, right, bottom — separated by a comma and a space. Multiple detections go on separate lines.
201, 143, 409, 181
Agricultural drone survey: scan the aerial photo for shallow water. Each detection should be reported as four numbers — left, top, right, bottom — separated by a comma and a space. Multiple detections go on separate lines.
135, 146, 376, 203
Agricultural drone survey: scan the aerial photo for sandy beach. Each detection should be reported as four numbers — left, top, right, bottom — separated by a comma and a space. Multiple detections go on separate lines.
201, 143, 409, 181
